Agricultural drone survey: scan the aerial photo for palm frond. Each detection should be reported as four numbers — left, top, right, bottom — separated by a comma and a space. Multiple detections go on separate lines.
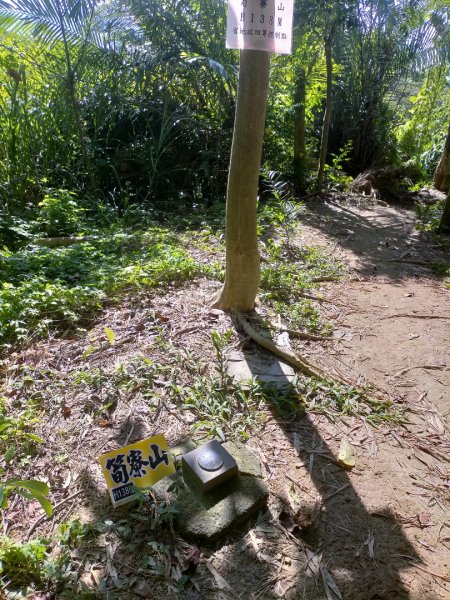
0, 0, 100, 48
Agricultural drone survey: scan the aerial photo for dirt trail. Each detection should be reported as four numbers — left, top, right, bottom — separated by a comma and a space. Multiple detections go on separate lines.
300, 197, 449, 416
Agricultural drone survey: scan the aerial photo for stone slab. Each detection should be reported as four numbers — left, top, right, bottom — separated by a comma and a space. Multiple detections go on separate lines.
227, 350, 295, 385
153, 471, 269, 542
170, 440, 198, 466
222, 440, 262, 478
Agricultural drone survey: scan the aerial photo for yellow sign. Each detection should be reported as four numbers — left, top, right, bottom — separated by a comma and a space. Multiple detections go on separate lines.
99, 434, 175, 506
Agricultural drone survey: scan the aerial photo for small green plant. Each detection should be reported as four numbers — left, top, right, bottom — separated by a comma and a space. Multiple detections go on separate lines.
273, 299, 331, 334
297, 377, 403, 424
36, 189, 84, 237
58, 519, 95, 549
324, 142, 354, 190
258, 170, 304, 253
211, 329, 233, 388
431, 261, 450, 278
0, 396, 44, 463
0, 479, 52, 516
0, 537, 49, 587
415, 199, 445, 231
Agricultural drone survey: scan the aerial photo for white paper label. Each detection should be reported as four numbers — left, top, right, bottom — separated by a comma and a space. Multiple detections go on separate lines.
226, 0, 294, 55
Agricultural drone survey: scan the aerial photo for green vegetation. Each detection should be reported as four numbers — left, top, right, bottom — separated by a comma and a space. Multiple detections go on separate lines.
0, 395, 44, 464
298, 378, 403, 425
416, 198, 446, 231
0, 224, 211, 354
0, 1, 447, 596
0, 479, 52, 516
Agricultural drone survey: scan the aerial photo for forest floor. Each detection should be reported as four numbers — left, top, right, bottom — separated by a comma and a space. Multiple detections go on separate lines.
2, 194, 450, 600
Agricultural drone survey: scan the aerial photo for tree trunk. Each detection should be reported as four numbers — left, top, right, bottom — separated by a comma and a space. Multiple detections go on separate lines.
212, 50, 271, 312
434, 123, 450, 193
293, 68, 307, 194
316, 35, 333, 190
438, 189, 450, 232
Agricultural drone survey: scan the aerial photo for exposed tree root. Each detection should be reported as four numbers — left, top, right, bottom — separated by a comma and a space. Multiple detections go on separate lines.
33, 236, 98, 247
238, 314, 390, 403
266, 318, 333, 342
238, 314, 325, 379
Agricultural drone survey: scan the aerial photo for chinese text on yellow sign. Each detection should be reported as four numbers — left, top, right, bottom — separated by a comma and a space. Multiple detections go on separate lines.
99, 434, 175, 506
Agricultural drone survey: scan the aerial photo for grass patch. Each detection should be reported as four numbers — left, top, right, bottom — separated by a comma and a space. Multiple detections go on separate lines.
0, 395, 44, 466
297, 377, 403, 424
260, 241, 342, 334
431, 260, 450, 279
0, 227, 212, 355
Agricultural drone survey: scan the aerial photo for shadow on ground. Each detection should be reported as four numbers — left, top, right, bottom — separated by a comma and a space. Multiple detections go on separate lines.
71, 342, 437, 599
299, 196, 449, 281
212, 328, 432, 600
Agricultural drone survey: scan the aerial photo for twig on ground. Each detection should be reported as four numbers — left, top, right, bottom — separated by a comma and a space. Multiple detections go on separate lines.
297, 291, 353, 308
323, 483, 351, 502
395, 555, 450, 583
394, 365, 448, 377
416, 444, 450, 464
26, 490, 83, 540
380, 314, 450, 320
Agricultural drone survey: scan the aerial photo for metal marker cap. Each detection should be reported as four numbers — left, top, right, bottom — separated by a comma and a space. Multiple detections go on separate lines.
197, 446, 224, 471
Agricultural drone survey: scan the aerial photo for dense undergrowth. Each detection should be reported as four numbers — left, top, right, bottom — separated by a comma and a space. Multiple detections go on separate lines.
0, 210, 220, 356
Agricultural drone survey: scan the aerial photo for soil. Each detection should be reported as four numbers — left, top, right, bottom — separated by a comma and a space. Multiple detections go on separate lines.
2, 194, 449, 600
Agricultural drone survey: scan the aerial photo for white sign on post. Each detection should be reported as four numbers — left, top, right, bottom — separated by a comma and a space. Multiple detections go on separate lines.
226, 0, 294, 55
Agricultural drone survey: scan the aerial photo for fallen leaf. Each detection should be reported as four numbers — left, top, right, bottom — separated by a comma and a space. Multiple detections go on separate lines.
364, 530, 375, 558
155, 311, 169, 322
206, 562, 232, 591
104, 326, 116, 345
274, 577, 296, 597
132, 580, 153, 598
418, 512, 432, 528
334, 329, 354, 341
106, 541, 120, 587
182, 546, 200, 576
305, 549, 322, 577
320, 563, 342, 600
338, 438, 355, 469
90, 566, 106, 587
294, 499, 321, 530
248, 530, 260, 553
70, 548, 84, 560
278, 509, 297, 533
